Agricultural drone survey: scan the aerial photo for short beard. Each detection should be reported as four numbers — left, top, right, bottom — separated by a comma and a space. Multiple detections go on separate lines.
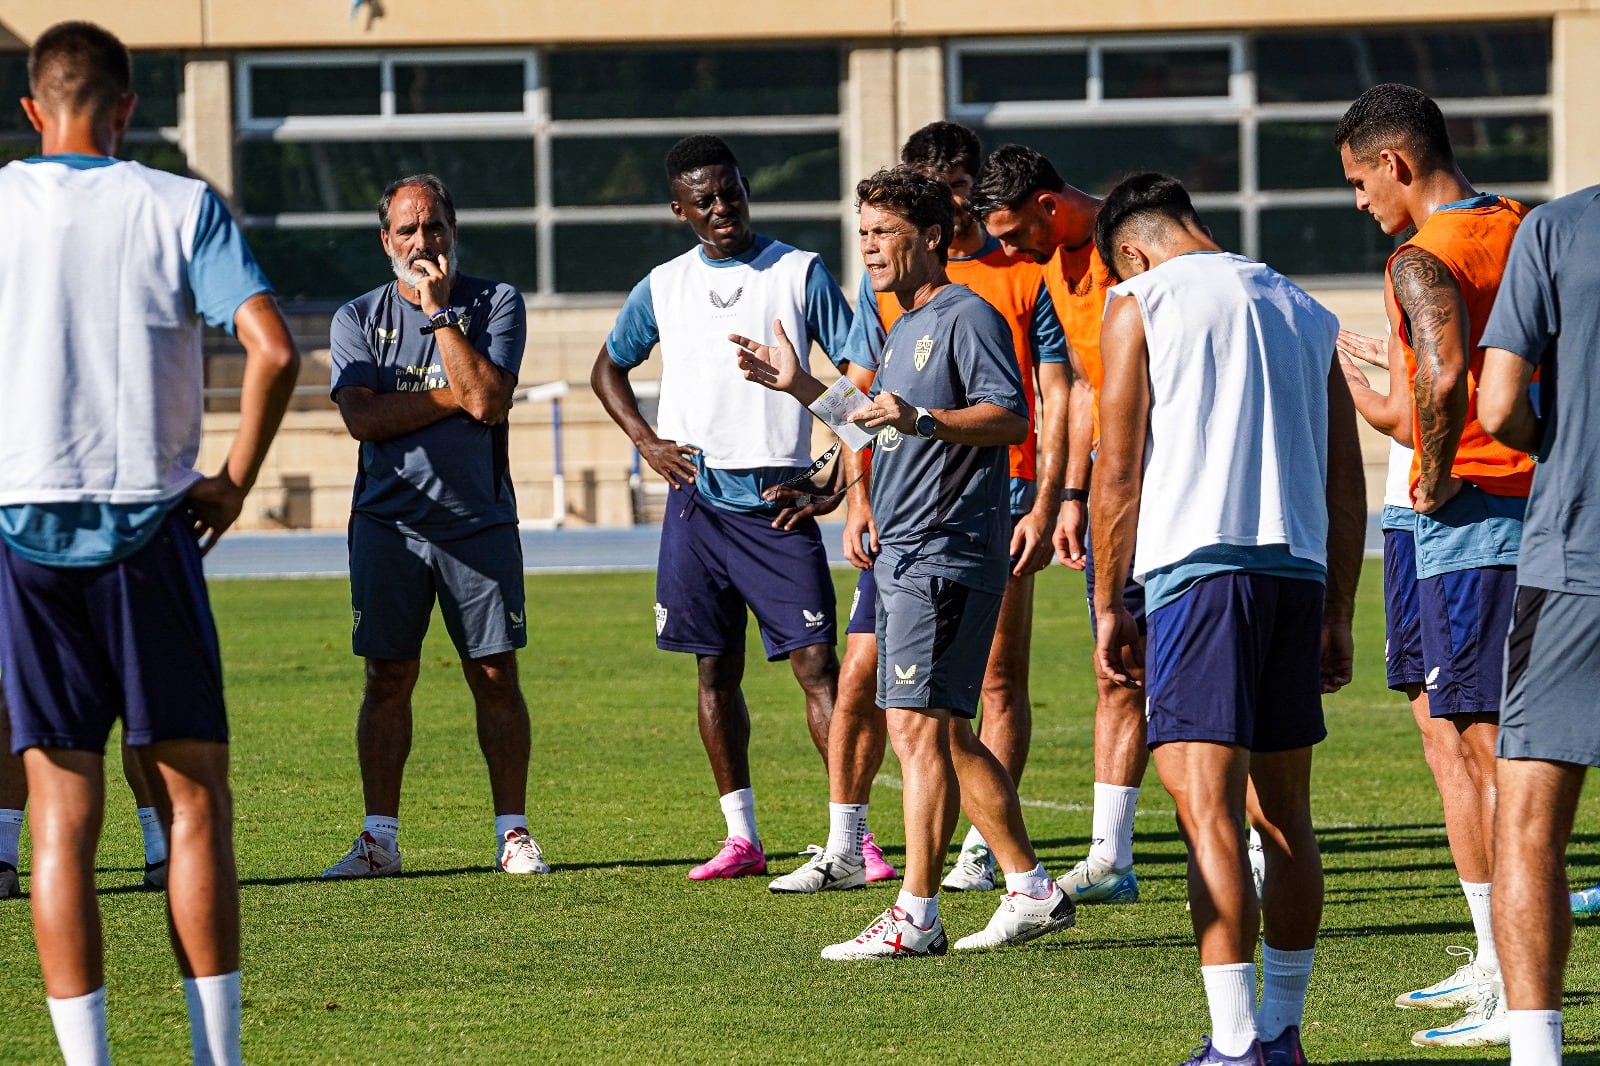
391, 246, 461, 288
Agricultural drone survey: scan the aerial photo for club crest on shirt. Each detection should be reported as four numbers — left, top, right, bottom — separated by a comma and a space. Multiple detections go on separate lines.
373, 326, 398, 345
882, 346, 893, 367
913, 335, 933, 371
709, 287, 743, 310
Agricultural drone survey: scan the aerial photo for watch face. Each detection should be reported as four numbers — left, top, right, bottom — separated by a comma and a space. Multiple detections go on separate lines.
916, 414, 936, 438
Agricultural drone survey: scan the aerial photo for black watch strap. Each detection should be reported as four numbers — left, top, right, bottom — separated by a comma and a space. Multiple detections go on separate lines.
1061, 487, 1090, 503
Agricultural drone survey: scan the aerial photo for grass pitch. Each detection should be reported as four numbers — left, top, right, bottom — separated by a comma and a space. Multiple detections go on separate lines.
1, 561, 1597, 1063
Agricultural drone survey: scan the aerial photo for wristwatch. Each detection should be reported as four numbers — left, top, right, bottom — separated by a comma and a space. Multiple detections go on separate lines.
418, 307, 460, 335
914, 406, 937, 439
1061, 487, 1090, 503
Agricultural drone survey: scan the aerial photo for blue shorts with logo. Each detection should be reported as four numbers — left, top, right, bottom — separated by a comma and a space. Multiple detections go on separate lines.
1383, 525, 1425, 691
0, 509, 226, 753
1145, 572, 1326, 752
1418, 564, 1517, 718
656, 483, 835, 661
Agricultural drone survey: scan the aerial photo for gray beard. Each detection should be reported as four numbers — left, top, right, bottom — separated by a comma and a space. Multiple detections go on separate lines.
391, 248, 461, 288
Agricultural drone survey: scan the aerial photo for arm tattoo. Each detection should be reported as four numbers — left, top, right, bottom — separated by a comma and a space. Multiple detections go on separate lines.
1391, 246, 1466, 494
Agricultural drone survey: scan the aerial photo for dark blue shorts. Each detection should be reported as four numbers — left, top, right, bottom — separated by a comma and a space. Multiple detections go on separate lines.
1418, 564, 1517, 718
656, 484, 835, 661
1084, 524, 1147, 638
1145, 572, 1326, 752
1383, 527, 1425, 691
0, 509, 226, 754
847, 567, 877, 635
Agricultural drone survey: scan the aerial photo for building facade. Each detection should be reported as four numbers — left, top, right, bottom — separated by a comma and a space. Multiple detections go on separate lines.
4, 1, 1593, 527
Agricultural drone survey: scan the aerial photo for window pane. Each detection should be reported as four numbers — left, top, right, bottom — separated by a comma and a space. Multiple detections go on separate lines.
1260, 121, 1341, 190
131, 53, 182, 129
250, 64, 380, 119
1259, 206, 1399, 276
959, 51, 1087, 104
1256, 25, 1550, 103
554, 220, 841, 294
1102, 47, 1231, 99
549, 47, 839, 120
1449, 114, 1548, 184
1196, 209, 1242, 255
985, 123, 1239, 193
393, 62, 525, 114
240, 139, 534, 214
247, 224, 536, 303
0, 55, 27, 134
553, 133, 838, 206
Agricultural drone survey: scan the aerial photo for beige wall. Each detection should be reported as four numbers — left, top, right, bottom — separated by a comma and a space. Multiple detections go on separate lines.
1, 1, 1589, 47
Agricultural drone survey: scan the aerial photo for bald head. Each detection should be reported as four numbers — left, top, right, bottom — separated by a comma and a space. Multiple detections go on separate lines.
28, 21, 130, 124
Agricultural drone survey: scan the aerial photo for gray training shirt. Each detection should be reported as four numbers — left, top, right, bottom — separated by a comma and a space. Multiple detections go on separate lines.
330, 274, 527, 541
1479, 185, 1600, 596
869, 284, 1028, 595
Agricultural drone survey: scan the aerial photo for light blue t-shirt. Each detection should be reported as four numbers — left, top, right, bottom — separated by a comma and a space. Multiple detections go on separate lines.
605, 234, 855, 514
1142, 544, 1327, 615
0, 154, 273, 567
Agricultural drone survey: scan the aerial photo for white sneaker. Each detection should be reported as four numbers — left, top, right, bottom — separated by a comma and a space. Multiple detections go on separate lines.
768, 846, 865, 893
953, 882, 1077, 950
498, 828, 550, 874
821, 906, 948, 960
1411, 977, 1510, 1047
1060, 857, 1140, 904
941, 842, 996, 891
1396, 946, 1499, 1010
322, 831, 401, 879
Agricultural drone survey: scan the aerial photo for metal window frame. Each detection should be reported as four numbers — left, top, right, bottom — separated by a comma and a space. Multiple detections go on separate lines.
947, 28, 1553, 278
236, 47, 848, 303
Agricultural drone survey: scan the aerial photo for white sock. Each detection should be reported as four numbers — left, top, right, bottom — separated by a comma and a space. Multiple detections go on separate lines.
136, 807, 167, 866
1462, 880, 1499, 972
362, 815, 399, 851
719, 788, 759, 849
1507, 1010, 1563, 1066
494, 813, 527, 845
1004, 861, 1053, 899
46, 986, 112, 1066
0, 807, 22, 867
961, 824, 987, 853
182, 972, 242, 1066
1201, 962, 1258, 1057
895, 889, 937, 927
1089, 783, 1139, 869
826, 803, 866, 861
1257, 944, 1315, 1042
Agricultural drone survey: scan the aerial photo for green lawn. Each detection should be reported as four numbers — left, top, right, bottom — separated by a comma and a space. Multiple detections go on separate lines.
1, 561, 1597, 1063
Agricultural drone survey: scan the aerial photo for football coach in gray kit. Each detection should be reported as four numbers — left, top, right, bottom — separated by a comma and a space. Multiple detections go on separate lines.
733, 165, 1074, 960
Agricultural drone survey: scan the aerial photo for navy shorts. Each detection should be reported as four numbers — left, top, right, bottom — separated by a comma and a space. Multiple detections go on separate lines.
1145, 572, 1326, 752
0, 509, 226, 753
349, 515, 527, 661
656, 484, 835, 661
875, 566, 1002, 718
1383, 527, 1425, 691
1083, 524, 1147, 638
1500, 586, 1600, 767
847, 567, 877, 635
1418, 564, 1517, 718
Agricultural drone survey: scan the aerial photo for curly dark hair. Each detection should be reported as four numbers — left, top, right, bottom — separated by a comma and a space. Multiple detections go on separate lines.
1094, 172, 1203, 281
1333, 83, 1453, 169
856, 166, 955, 262
665, 135, 741, 184
969, 143, 1065, 220
901, 121, 983, 179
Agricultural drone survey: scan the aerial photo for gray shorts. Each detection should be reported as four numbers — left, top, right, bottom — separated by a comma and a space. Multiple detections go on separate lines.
349, 515, 527, 661
1499, 585, 1600, 767
875, 567, 1002, 718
